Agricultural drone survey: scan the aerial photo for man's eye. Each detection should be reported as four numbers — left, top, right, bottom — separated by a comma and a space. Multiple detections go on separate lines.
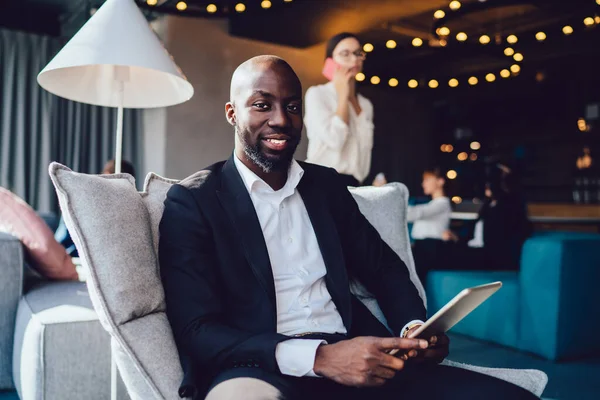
253, 102, 269, 110
288, 104, 300, 113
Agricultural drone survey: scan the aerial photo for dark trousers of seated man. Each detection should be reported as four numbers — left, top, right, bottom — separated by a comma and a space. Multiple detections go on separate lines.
206, 298, 538, 400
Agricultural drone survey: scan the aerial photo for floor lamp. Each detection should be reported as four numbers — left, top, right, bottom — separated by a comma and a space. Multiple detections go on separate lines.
37, 0, 194, 173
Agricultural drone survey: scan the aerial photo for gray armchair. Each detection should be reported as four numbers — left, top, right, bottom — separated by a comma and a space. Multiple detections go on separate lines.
47, 162, 548, 400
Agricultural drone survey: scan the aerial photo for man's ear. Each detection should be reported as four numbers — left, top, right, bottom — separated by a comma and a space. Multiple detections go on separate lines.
225, 102, 236, 126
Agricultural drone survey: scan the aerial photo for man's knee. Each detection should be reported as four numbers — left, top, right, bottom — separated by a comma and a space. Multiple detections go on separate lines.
205, 377, 283, 400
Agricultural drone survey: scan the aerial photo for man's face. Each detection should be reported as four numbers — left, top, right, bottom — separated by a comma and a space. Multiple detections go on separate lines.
227, 63, 303, 173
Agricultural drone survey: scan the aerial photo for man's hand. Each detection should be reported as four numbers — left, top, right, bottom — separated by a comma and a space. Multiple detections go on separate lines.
406, 325, 450, 365
313, 336, 428, 387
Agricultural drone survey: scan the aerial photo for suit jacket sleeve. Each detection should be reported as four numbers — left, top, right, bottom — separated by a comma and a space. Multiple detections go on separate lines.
329, 170, 427, 335
159, 184, 287, 376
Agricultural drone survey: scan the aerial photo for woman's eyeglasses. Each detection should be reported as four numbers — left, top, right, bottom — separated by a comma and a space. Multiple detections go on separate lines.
336, 50, 367, 61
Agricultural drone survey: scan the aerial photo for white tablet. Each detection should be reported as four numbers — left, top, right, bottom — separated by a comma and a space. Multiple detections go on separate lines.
389, 281, 502, 355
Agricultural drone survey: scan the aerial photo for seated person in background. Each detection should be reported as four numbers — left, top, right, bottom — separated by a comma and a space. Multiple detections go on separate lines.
372, 172, 387, 187
159, 56, 536, 400
55, 159, 135, 256
444, 163, 531, 271
407, 167, 452, 284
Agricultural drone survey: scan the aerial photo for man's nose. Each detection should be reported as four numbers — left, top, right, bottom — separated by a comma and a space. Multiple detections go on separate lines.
268, 105, 291, 129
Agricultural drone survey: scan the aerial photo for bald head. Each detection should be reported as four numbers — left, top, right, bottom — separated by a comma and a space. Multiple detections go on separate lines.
230, 55, 301, 102
225, 55, 303, 177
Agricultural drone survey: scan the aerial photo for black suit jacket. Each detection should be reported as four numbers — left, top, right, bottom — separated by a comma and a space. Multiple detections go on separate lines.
158, 156, 426, 398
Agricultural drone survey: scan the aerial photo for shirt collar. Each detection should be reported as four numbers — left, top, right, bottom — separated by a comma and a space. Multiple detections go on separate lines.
233, 153, 304, 198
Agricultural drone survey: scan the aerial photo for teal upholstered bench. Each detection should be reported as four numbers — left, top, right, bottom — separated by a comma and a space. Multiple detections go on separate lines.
426, 232, 600, 361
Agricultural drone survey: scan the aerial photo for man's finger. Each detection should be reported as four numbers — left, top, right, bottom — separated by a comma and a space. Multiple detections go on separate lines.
371, 365, 397, 380
378, 353, 405, 371
377, 337, 428, 351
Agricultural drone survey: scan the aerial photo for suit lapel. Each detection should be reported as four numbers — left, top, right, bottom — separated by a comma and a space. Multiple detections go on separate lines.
216, 156, 277, 309
298, 170, 352, 330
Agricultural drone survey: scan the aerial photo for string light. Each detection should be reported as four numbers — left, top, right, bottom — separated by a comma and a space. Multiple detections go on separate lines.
388, 78, 399, 87
207, 3, 217, 13
458, 152, 468, 161
386, 40, 397, 49
147, 0, 157, 6
468, 76, 478, 85
355, 73, 365, 82
448, 78, 459, 87
479, 35, 491, 44
440, 144, 454, 153
408, 79, 419, 88
235, 3, 246, 12
470, 141, 481, 150
437, 27, 451, 36
412, 38, 423, 47
536, 32, 547, 41
449, 1, 462, 11
513, 53, 524, 62
500, 69, 510, 78
363, 43, 374, 52
447, 170, 458, 180
456, 32, 468, 41
261, 0, 272, 9
452, 196, 463, 204
511, 64, 521, 73
562, 25, 574, 35
504, 47, 515, 56
434, 10, 446, 19
470, 153, 478, 161
371, 76, 380, 85
507, 35, 518, 44
486, 73, 496, 82
429, 79, 439, 88
596, 16, 600, 24
584, 17, 595, 26
176, 1, 187, 11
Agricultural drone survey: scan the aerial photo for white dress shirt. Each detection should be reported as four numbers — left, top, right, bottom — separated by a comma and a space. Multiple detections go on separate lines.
407, 197, 452, 240
304, 82, 374, 184
233, 155, 346, 378
233, 155, 422, 378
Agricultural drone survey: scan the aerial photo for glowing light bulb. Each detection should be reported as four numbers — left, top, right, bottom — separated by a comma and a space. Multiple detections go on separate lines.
563, 25, 574, 35
370, 76, 381, 85
584, 17, 595, 26
388, 78, 399, 87
504, 47, 515, 56
470, 141, 481, 150
468, 76, 478, 86
429, 79, 439, 89
449, 78, 459, 87
412, 38, 423, 47
434, 10, 446, 19
355, 73, 365, 82
408, 79, 419, 88
511, 64, 521, 73
261, 0, 272, 9
147, 0, 158, 6
449, 1, 461, 11
456, 32, 468, 42
536, 32, 546, 41
507, 35, 518, 44
386, 40, 397, 49
235, 3, 246, 12
500, 69, 510, 78
486, 73, 496, 82
513, 53, 524, 62
438, 27, 450, 36
176, 1, 187, 11
363, 43, 374, 52
447, 170, 458, 180
479, 35, 491, 44
206, 3, 217, 13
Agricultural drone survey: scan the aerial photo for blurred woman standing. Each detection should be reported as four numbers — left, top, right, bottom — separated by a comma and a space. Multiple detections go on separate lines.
304, 33, 374, 187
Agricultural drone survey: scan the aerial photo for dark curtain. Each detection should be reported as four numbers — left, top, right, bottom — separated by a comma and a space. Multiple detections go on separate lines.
0, 28, 144, 213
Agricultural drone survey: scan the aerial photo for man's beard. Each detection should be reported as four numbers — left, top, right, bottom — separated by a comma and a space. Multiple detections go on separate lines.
239, 129, 299, 173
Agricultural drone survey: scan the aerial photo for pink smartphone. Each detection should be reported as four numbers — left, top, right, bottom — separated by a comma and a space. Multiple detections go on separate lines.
322, 57, 339, 81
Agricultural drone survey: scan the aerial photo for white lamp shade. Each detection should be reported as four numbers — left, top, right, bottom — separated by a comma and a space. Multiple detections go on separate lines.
37, 0, 193, 109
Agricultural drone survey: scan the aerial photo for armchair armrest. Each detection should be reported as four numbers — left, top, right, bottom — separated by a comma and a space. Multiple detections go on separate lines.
0, 232, 24, 389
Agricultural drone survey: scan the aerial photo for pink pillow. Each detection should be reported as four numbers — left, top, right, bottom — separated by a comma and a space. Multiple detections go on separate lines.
0, 187, 78, 280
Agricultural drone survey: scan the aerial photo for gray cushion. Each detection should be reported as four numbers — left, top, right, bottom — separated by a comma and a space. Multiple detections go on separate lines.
12, 281, 111, 400
48, 162, 547, 399
49, 164, 183, 400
